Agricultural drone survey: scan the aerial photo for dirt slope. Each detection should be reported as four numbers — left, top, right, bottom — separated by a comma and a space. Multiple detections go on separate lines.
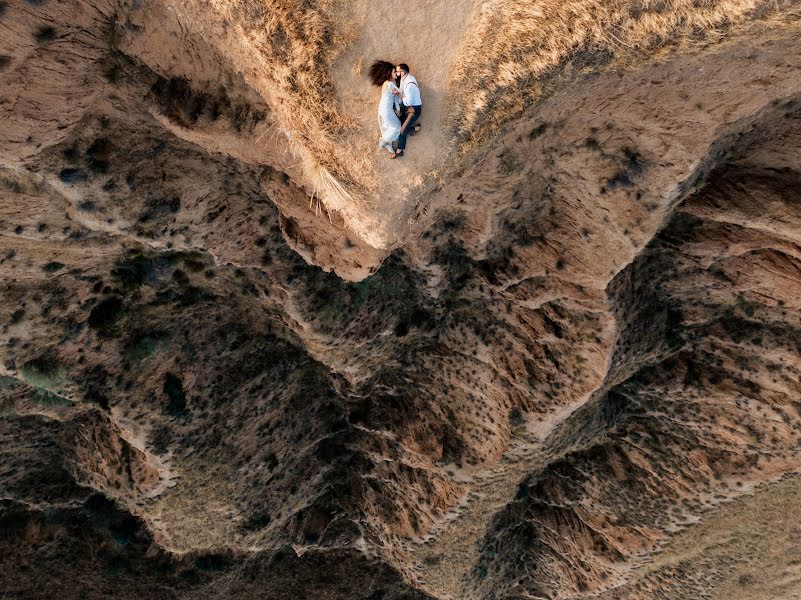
3, 0, 801, 599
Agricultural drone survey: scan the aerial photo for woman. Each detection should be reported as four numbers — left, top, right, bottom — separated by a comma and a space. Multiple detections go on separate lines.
368, 60, 402, 159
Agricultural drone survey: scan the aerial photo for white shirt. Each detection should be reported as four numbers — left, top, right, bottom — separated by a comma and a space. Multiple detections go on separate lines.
400, 74, 422, 107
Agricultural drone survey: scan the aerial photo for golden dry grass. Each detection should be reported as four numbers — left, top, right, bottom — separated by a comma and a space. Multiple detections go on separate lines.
202, 0, 375, 206
450, 0, 801, 149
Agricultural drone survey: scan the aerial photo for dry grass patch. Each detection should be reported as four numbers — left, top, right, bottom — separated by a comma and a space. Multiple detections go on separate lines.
450, 0, 801, 148
198, 0, 373, 204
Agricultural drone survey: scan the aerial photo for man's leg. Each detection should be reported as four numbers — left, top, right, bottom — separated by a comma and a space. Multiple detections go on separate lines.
397, 129, 408, 152
397, 106, 421, 151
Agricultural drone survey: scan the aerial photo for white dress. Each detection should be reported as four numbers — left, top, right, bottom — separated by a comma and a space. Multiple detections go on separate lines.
377, 81, 401, 151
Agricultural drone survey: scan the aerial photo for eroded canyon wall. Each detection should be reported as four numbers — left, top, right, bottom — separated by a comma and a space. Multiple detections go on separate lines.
3, 0, 801, 598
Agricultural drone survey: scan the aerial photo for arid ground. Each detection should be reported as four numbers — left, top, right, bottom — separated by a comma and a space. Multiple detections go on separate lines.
3, 0, 801, 598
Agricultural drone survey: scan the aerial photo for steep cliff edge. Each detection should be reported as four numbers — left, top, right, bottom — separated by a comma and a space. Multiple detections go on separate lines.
3, 1, 801, 598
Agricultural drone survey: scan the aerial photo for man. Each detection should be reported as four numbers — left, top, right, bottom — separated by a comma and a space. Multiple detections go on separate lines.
392, 63, 422, 158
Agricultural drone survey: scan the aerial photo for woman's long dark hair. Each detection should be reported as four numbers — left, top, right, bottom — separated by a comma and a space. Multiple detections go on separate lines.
368, 60, 394, 86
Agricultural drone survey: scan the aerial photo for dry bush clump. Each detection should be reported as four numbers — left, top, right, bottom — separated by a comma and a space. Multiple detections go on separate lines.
450, 0, 801, 148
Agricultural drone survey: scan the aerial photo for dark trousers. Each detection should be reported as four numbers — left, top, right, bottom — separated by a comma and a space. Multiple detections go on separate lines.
397, 104, 422, 151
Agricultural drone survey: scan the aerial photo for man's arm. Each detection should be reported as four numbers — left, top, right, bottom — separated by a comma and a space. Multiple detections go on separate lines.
400, 106, 415, 133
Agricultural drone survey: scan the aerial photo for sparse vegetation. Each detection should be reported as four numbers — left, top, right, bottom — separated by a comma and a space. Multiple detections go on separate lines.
58, 168, 85, 184
88, 296, 124, 337
34, 25, 56, 43
111, 251, 155, 290
28, 387, 72, 406
42, 261, 64, 273
20, 351, 64, 389
85, 138, 114, 174
450, 0, 799, 147
163, 372, 188, 416
497, 149, 521, 175
148, 424, 172, 455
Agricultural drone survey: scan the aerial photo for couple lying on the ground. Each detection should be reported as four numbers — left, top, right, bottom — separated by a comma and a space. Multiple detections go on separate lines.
369, 60, 422, 159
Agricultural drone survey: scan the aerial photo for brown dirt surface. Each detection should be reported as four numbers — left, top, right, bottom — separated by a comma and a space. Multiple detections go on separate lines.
4, 0, 801, 598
